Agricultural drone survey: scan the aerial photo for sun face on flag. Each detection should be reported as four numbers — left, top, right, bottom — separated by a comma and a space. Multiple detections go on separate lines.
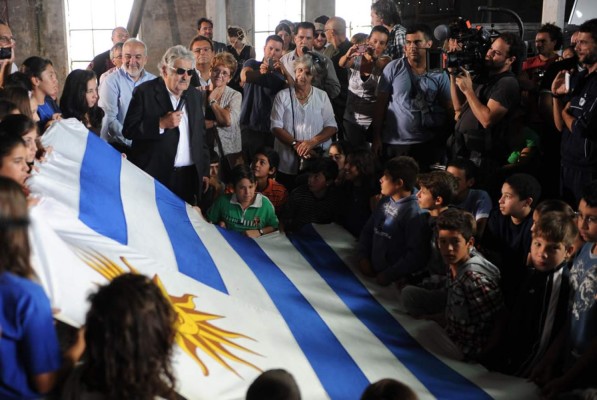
77, 249, 262, 377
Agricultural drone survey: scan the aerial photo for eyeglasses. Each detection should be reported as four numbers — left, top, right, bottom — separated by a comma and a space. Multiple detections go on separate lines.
575, 212, 597, 226
170, 67, 194, 76
0, 35, 15, 45
212, 70, 230, 77
315, 32, 326, 38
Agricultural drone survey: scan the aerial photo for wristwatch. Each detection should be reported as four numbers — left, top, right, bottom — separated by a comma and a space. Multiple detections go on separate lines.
291, 140, 297, 147
209, 99, 217, 107
258, 229, 264, 236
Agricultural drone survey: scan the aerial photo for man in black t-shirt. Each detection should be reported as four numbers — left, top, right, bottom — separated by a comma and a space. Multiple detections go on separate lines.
449, 33, 524, 189
552, 18, 597, 205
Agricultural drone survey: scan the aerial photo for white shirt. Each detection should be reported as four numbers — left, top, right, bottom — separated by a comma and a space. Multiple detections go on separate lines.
195, 69, 211, 88
270, 86, 337, 175
165, 89, 192, 167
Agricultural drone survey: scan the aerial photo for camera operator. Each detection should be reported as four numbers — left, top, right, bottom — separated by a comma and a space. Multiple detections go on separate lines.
372, 24, 452, 170
449, 32, 524, 189
551, 18, 597, 205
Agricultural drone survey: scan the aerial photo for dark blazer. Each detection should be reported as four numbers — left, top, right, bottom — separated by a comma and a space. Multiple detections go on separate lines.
122, 77, 209, 188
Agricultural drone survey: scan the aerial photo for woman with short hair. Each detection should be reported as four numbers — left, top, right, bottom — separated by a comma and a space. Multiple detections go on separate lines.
205, 52, 243, 181
270, 55, 337, 190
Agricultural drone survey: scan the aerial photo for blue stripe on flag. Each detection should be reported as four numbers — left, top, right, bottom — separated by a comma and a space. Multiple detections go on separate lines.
218, 228, 370, 400
289, 225, 492, 400
79, 133, 127, 244
154, 182, 227, 294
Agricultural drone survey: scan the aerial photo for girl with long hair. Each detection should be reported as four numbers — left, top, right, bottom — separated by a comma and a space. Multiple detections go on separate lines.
20, 56, 61, 131
0, 177, 84, 399
60, 69, 104, 135
0, 114, 39, 164
0, 132, 29, 187
61, 273, 178, 400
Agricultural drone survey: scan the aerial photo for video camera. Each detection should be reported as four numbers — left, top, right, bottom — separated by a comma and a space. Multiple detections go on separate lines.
427, 7, 525, 78
427, 17, 494, 77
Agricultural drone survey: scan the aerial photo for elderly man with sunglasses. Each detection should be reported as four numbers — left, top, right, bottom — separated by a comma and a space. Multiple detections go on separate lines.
123, 45, 209, 205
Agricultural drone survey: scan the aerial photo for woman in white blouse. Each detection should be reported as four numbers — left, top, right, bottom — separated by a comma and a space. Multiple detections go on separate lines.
270, 55, 337, 189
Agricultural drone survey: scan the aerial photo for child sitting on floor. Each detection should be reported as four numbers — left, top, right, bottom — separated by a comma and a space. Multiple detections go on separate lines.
281, 157, 340, 233
251, 146, 288, 215
530, 181, 597, 398
492, 211, 577, 375
401, 170, 457, 316
358, 156, 430, 286
208, 164, 278, 238
481, 173, 541, 309
427, 208, 504, 361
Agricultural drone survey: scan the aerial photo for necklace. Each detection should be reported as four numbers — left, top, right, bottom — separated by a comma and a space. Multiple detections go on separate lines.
295, 87, 312, 101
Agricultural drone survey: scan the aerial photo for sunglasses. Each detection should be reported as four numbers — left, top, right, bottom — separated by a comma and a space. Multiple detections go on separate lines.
170, 67, 193, 76
315, 32, 326, 38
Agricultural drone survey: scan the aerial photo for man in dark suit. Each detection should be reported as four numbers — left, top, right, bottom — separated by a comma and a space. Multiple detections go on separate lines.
123, 45, 209, 205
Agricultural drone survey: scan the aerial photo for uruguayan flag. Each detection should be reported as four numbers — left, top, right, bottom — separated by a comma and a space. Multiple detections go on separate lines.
28, 119, 538, 400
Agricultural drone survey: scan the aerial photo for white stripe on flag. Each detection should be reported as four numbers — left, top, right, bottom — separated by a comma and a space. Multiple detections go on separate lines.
311, 224, 539, 400
257, 232, 435, 400
119, 159, 178, 271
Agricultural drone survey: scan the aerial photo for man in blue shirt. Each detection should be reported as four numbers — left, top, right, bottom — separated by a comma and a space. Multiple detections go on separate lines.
372, 24, 452, 171
99, 38, 156, 154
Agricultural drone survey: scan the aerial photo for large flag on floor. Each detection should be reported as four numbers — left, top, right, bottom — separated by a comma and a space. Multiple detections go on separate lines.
28, 119, 538, 400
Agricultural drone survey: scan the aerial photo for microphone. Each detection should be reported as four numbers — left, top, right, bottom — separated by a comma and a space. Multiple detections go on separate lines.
176, 91, 187, 112
302, 46, 323, 64
434, 24, 449, 42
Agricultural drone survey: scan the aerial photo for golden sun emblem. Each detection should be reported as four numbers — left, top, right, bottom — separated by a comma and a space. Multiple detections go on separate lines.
77, 249, 262, 377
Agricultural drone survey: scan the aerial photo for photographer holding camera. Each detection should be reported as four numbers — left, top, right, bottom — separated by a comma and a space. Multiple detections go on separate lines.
449, 32, 524, 189
552, 18, 597, 205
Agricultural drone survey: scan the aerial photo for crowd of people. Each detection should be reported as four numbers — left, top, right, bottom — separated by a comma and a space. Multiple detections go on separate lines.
0, 0, 596, 398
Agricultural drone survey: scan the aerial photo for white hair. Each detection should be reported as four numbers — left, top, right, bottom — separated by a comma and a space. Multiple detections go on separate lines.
158, 45, 196, 72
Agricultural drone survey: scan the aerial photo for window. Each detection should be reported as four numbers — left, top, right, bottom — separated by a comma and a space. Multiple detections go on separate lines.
254, 0, 302, 60
64, 0, 134, 71
335, 1, 373, 39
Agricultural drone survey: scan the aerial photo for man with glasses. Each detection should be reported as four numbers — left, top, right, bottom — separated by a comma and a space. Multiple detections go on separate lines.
99, 42, 124, 85
188, 35, 214, 89
0, 19, 17, 88
372, 24, 452, 170
99, 38, 155, 154
88, 26, 129, 82
123, 45, 209, 205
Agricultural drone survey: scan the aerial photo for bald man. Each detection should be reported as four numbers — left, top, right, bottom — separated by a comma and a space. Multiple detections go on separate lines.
88, 26, 130, 81
323, 17, 351, 139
